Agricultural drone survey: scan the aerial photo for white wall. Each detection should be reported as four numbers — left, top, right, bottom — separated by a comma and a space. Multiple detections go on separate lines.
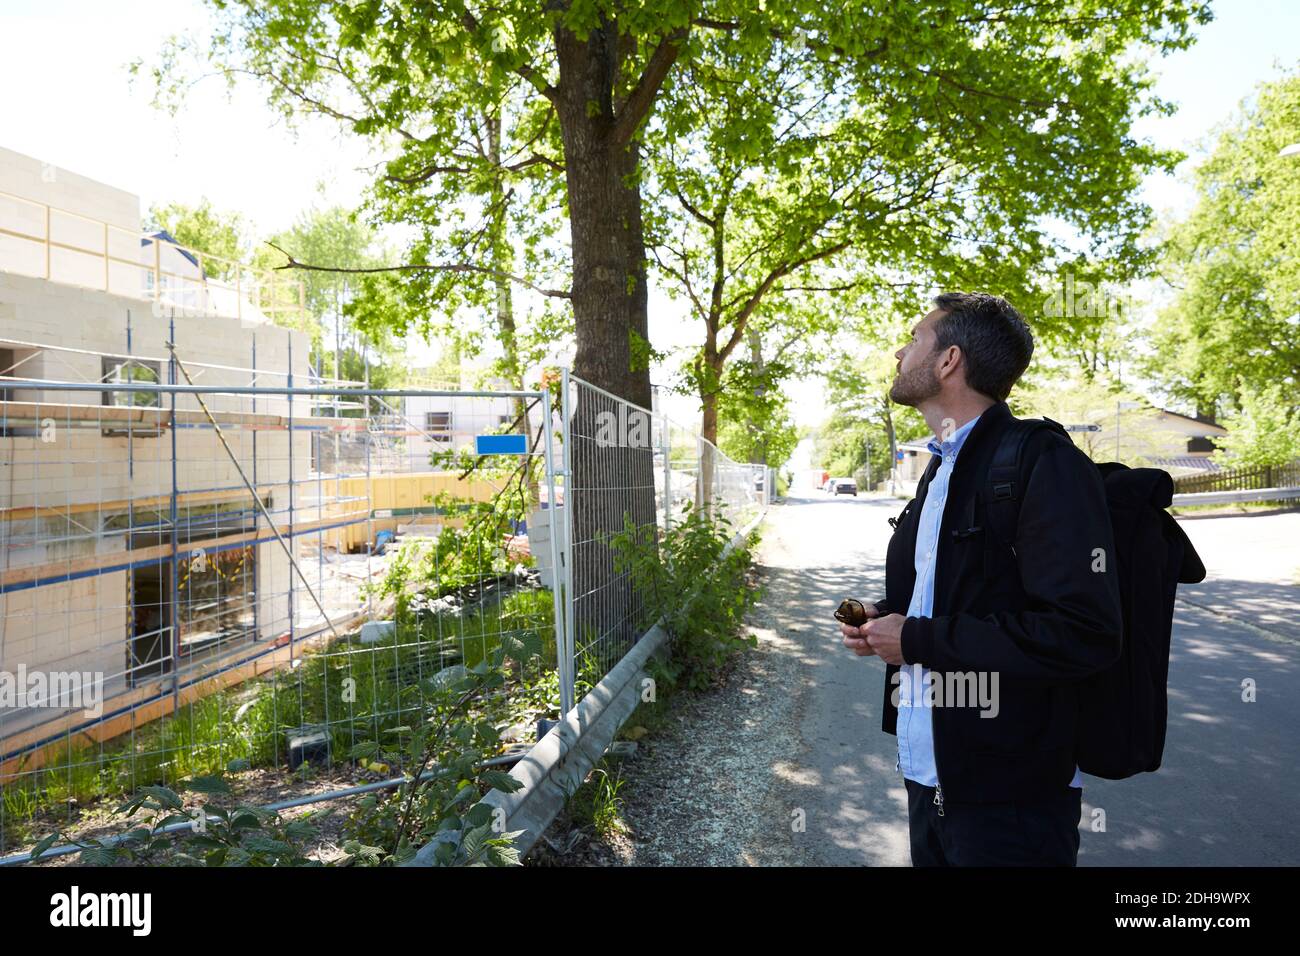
0, 145, 141, 232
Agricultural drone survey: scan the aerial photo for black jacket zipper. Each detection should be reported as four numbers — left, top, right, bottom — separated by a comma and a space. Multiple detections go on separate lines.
933, 727, 946, 816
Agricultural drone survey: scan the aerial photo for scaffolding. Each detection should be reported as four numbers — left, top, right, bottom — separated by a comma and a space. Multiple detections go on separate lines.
1, 336, 570, 843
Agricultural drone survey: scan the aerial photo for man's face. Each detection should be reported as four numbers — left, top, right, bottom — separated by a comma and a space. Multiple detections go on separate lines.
889, 309, 945, 407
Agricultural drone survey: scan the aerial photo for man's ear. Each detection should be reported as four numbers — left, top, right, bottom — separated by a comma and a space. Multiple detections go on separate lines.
936, 345, 962, 382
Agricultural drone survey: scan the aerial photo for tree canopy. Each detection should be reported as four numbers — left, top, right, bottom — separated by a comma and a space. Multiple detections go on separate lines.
1148, 68, 1300, 417
145, 0, 1212, 419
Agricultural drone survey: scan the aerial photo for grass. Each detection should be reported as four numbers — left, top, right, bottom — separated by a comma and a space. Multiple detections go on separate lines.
1, 585, 558, 852
565, 760, 629, 840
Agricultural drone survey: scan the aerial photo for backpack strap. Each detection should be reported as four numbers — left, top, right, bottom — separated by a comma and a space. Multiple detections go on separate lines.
892, 449, 942, 531
979, 416, 1071, 560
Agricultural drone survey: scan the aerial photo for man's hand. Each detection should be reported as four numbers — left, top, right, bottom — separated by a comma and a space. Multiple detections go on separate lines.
864, 614, 907, 665
841, 603, 881, 657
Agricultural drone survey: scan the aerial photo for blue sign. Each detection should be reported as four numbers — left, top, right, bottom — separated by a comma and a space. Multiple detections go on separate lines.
475, 433, 529, 455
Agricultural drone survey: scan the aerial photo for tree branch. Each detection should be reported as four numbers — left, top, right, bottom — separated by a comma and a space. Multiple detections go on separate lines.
719, 239, 852, 361
459, 10, 557, 103
672, 185, 716, 228
609, 27, 688, 146
266, 241, 571, 299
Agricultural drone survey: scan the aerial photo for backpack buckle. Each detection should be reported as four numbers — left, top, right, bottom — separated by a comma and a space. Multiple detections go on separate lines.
992, 480, 1015, 501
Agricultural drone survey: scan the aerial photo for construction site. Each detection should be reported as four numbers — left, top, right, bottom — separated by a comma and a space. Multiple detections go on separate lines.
0, 146, 769, 861
0, 146, 572, 853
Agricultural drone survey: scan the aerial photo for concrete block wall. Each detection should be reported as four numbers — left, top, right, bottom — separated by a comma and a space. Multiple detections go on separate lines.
0, 145, 141, 233
0, 264, 318, 714
0, 572, 126, 686
0, 271, 307, 413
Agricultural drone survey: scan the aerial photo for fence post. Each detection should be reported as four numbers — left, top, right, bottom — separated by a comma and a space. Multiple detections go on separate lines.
661, 412, 672, 534
559, 367, 577, 715
543, 384, 572, 718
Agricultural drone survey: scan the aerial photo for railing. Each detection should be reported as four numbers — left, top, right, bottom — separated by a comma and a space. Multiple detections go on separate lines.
556, 371, 769, 697
0, 378, 561, 863
0, 187, 306, 327
1172, 461, 1300, 495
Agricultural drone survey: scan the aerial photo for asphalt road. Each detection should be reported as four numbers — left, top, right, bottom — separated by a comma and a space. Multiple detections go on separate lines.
743, 488, 1300, 866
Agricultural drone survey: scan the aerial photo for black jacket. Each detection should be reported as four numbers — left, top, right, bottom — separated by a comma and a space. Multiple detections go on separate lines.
875, 399, 1123, 803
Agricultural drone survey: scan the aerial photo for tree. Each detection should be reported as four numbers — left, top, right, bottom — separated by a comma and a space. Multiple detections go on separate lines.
145, 198, 251, 281
265, 205, 386, 360
1148, 68, 1300, 417
1210, 382, 1300, 469
716, 378, 798, 472
818, 298, 930, 491
146, 0, 1212, 399
637, 1, 1209, 498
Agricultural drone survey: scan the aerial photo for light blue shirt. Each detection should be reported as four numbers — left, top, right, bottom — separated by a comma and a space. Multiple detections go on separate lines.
896, 412, 1083, 790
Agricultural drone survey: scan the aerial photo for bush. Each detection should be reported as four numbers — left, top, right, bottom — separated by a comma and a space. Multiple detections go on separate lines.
611, 504, 761, 692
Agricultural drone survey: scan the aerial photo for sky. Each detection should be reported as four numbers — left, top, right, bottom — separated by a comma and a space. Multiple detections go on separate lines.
2, 0, 1298, 429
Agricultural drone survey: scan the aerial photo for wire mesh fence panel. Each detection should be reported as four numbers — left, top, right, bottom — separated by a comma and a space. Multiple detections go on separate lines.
0, 374, 563, 862
558, 373, 768, 699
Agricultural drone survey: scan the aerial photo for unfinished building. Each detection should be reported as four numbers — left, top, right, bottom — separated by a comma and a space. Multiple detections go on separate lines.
0, 146, 415, 773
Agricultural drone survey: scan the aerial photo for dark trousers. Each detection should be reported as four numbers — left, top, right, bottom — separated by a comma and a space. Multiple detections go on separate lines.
904, 778, 1082, 866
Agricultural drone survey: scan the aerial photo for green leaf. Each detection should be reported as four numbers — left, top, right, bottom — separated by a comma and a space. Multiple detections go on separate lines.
81, 846, 121, 866
138, 785, 185, 810
480, 770, 522, 793
487, 842, 522, 866
29, 833, 60, 860
185, 775, 233, 796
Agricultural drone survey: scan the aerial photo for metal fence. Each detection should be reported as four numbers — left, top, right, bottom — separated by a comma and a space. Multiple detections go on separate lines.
0, 368, 768, 862
0, 375, 564, 861
557, 371, 768, 692
1172, 460, 1300, 495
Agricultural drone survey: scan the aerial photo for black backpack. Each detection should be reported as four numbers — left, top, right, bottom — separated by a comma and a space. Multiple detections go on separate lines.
975, 416, 1207, 780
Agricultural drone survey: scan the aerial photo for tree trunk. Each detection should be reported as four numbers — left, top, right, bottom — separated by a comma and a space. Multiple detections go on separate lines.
553, 22, 658, 670
698, 380, 719, 514
554, 26, 650, 409
882, 396, 898, 494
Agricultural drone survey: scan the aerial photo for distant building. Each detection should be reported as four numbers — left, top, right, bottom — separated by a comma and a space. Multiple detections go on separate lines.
888, 404, 1229, 493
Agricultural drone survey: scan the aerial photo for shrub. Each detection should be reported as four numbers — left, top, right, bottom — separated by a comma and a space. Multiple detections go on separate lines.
610, 503, 761, 692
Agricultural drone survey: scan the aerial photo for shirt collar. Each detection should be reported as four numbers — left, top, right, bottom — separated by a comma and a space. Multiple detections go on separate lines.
926, 412, 983, 459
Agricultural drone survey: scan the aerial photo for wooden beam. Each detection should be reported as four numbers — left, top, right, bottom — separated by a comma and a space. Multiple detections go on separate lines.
0, 509, 369, 590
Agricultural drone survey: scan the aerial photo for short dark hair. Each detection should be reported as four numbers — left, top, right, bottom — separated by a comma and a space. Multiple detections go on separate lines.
930, 292, 1033, 402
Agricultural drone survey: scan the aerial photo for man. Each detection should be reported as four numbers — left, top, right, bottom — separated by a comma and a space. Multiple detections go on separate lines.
841, 292, 1122, 866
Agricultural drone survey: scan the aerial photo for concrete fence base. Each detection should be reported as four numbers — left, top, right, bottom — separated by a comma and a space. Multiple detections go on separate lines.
405, 622, 671, 864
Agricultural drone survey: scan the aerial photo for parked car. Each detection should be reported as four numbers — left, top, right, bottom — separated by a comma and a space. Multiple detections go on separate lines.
833, 478, 858, 497
822, 477, 837, 493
